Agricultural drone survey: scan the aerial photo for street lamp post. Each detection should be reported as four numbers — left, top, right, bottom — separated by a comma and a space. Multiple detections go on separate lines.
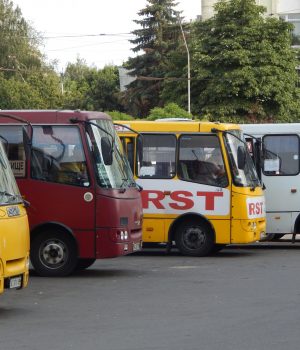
177, 15, 191, 115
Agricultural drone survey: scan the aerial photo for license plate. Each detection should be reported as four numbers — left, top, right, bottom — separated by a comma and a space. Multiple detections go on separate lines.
133, 242, 141, 252
8, 276, 22, 289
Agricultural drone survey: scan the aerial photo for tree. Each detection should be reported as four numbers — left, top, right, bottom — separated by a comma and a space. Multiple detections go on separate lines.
122, 0, 182, 117
0, 0, 64, 109
0, 0, 42, 79
191, 0, 300, 122
62, 59, 122, 111
147, 102, 193, 120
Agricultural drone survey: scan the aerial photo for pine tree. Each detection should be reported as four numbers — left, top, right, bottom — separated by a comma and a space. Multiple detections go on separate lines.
122, 0, 182, 117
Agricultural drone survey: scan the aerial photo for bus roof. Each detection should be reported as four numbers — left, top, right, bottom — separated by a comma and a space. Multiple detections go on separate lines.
115, 119, 240, 133
241, 123, 300, 135
0, 110, 112, 124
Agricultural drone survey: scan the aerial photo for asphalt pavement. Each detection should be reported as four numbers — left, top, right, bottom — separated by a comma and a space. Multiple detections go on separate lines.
1, 240, 300, 350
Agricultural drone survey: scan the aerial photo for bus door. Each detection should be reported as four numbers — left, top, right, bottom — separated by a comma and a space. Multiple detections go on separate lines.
260, 134, 300, 234
121, 136, 135, 173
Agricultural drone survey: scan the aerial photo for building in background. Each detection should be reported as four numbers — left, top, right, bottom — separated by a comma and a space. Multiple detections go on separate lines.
201, 0, 300, 45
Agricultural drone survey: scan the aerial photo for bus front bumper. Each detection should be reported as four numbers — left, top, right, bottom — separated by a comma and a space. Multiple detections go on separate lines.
231, 219, 266, 244
96, 227, 143, 258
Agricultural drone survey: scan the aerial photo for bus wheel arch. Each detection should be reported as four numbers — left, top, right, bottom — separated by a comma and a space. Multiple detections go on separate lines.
294, 214, 300, 234
30, 223, 79, 277
168, 213, 216, 257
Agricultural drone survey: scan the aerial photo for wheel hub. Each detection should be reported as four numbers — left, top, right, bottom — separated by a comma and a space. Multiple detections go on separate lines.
183, 227, 205, 249
40, 240, 67, 268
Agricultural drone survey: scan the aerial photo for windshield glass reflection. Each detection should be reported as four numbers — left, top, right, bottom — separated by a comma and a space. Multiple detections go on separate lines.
90, 119, 136, 189
0, 142, 22, 205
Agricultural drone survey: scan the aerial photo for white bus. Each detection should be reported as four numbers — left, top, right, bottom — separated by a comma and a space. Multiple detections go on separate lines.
241, 123, 300, 240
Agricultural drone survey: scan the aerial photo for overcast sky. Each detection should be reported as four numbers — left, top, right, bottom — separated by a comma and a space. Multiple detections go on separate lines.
13, 0, 201, 71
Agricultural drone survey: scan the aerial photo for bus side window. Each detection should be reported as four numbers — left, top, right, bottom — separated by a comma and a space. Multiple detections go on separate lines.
0, 125, 26, 177
31, 126, 90, 187
178, 134, 228, 187
136, 134, 176, 179
263, 135, 299, 176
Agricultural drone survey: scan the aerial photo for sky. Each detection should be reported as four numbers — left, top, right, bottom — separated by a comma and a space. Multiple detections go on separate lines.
13, 0, 201, 72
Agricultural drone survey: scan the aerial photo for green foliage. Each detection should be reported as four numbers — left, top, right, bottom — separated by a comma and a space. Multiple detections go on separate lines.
106, 111, 134, 121
0, 0, 64, 109
122, 0, 183, 117
0, 0, 42, 79
62, 59, 122, 111
191, 0, 300, 122
147, 102, 193, 120
0, 69, 63, 109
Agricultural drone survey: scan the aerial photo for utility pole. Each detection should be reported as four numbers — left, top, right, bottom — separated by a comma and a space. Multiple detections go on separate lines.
177, 15, 191, 115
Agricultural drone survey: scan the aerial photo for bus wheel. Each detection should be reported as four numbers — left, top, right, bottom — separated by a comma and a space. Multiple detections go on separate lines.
76, 258, 96, 271
31, 229, 78, 277
211, 244, 226, 254
270, 234, 285, 240
175, 220, 214, 257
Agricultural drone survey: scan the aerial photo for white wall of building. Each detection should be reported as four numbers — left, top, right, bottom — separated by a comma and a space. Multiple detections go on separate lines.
201, 0, 300, 45
277, 0, 299, 15
201, 0, 299, 20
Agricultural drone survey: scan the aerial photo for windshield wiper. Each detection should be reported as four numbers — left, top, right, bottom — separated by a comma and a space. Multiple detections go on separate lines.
0, 190, 18, 202
119, 178, 128, 193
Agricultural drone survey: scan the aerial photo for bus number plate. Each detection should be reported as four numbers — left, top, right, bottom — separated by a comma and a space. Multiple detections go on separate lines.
133, 242, 141, 252
9, 276, 22, 289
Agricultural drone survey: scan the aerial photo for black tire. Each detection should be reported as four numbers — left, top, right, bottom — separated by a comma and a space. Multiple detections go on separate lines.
175, 219, 214, 257
31, 228, 78, 277
271, 234, 285, 240
76, 258, 96, 271
211, 244, 226, 254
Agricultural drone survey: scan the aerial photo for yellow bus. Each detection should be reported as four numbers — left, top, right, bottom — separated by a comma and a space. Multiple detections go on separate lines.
116, 119, 266, 256
0, 140, 29, 294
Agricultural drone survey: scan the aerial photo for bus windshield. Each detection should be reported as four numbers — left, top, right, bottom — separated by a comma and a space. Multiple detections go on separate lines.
90, 119, 136, 189
0, 142, 22, 205
224, 131, 260, 188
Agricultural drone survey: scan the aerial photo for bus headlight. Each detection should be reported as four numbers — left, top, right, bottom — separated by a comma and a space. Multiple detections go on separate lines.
109, 228, 130, 242
26, 256, 30, 269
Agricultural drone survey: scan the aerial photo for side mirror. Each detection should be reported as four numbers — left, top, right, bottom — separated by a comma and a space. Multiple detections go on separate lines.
101, 136, 113, 165
237, 146, 246, 170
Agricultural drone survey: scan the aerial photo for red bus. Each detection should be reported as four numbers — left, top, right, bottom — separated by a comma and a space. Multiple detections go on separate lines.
0, 110, 143, 277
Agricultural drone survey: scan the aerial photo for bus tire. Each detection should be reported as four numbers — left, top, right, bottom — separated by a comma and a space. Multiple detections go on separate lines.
75, 258, 96, 271
211, 244, 226, 254
175, 219, 214, 257
31, 229, 78, 277
271, 234, 285, 240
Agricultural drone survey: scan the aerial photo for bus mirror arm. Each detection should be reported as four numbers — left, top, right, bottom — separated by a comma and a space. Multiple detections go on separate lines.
23, 199, 30, 208
70, 118, 115, 152
136, 183, 143, 192
114, 123, 143, 139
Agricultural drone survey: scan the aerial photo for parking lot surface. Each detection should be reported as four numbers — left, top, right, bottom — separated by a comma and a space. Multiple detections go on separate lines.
1, 241, 300, 350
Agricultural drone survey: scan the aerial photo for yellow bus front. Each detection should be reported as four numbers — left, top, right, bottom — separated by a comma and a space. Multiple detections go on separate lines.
0, 140, 30, 294
0, 204, 30, 294
219, 128, 266, 244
